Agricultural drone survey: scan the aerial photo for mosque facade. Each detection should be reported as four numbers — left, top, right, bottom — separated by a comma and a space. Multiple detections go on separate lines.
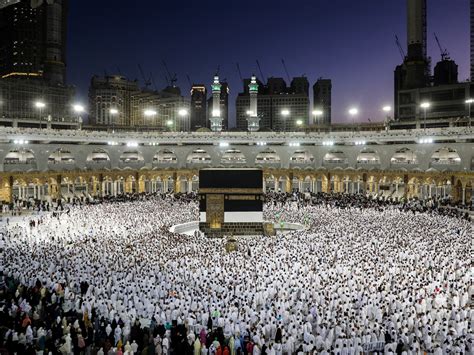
0, 126, 473, 205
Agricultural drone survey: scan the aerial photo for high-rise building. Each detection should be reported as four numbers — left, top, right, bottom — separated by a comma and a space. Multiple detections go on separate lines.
0, 77, 75, 126
0, 0, 75, 128
190, 85, 207, 130
89, 75, 190, 131
313, 78, 332, 125
0, 0, 68, 85
394, 0, 470, 126
236, 77, 309, 131
207, 78, 229, 131
89, 75, 139, 127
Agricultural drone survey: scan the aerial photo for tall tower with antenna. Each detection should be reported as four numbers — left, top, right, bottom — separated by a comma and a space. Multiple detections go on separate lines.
209, 75, 223, 132
246, 75, 260, 132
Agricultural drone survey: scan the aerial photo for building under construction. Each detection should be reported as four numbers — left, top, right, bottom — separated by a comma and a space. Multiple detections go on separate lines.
394, 0, 472, 128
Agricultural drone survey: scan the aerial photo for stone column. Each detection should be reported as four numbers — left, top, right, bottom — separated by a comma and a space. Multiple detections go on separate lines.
462, 187, 466, 205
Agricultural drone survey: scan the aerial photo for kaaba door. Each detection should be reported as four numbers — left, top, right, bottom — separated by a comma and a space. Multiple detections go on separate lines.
206, 194, 224, 229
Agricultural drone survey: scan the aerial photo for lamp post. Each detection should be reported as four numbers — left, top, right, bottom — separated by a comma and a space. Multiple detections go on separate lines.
35, 101, 46, 129
73, 104, 85, 130
144, 109, 157, 128
312, 109, 323, 125
465, 99, 474, 128
109, 108, 118, 133
382, 105, 391, 131
348, 107, 358, 133
178, 108, 189, 132
166, 119, 173, 132
420, 102, 430, 131
281, 109, 290, 131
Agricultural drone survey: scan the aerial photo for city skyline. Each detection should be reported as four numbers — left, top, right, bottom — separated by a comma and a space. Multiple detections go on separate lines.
66, 0, 470, 127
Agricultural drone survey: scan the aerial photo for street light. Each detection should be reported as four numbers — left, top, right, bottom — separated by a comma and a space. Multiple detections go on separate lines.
178, 108, 189, 131
35, 101, 46, 129
465, 99, 474, 128
144, 109, 157, 117
312, 109, 323, 124
382, 106, 392, 131
144, 109, 157, 129
348, 108, 359, 134
281, 109, 290, 131
420, 102, 430, 131
73, 104, 85, 130
109, 108, 118, 132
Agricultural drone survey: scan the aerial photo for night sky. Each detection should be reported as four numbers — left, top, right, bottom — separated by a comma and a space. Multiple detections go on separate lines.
67, 0, 470, 126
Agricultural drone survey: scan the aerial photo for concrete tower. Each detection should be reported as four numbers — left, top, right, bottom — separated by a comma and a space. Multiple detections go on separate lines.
209, 75, 223, 132
42, 0, 68, 85
246, 75, 260, 131
407, 0, 427, 59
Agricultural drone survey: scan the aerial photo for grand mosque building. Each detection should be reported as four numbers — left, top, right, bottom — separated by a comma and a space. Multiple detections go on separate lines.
1, 126, 473, 206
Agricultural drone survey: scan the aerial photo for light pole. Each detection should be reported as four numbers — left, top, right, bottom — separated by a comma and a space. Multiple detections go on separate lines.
312, 109, 323, 125
420, 102, 430, 131
166, 119, 173, 132
73, 104, 85, 130
144, 109, 157, 128
35, 101, 46, 129
109, 108, 118, 133
281, 109, 290, 131
178, 108, 189, 132
382, 105, 391, 131
465, 99, 474, 128
348, 107, 358, 131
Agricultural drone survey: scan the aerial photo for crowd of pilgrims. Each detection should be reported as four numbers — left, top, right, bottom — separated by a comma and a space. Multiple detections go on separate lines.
0, 192, 472, 355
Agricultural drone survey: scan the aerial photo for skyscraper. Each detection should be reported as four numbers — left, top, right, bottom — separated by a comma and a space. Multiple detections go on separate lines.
313, 78, 332, 125
0, 0, 75, 128
190, 85, 207, 130
236, 76, 309, 131
0, 0, 68, 85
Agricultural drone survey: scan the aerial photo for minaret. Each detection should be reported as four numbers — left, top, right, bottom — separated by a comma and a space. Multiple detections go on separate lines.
246, 75, 260, 132
209, 75, 223, 132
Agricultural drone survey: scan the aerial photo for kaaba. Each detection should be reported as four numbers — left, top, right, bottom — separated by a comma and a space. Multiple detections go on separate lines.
198, 168, 264, 237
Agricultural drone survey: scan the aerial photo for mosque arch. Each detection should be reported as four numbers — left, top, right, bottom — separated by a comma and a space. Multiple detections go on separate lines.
430, 147, 461, 166
390, 148, 418, 166
186, 148, 212, 164
153, 149, 178, 165
289, 150, 314, 164
86, 149, 110, 162
221, 149, 247, 164
119, 150, 144, 163
255, 148, 281, 164
356, 148, 380, 165
4, 149, 36, 166
48, 149, 75, 164
323, 150, 347, 165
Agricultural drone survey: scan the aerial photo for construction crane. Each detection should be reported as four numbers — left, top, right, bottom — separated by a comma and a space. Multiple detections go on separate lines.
256, 60, 266, 83
395, 35, 406, 61
434, 33, 450, 61
150, 73, 159, 92
281, 59, 291, 82
161, 60, 178, 87
138, 64, 152, 89
235, 63, 243, 83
